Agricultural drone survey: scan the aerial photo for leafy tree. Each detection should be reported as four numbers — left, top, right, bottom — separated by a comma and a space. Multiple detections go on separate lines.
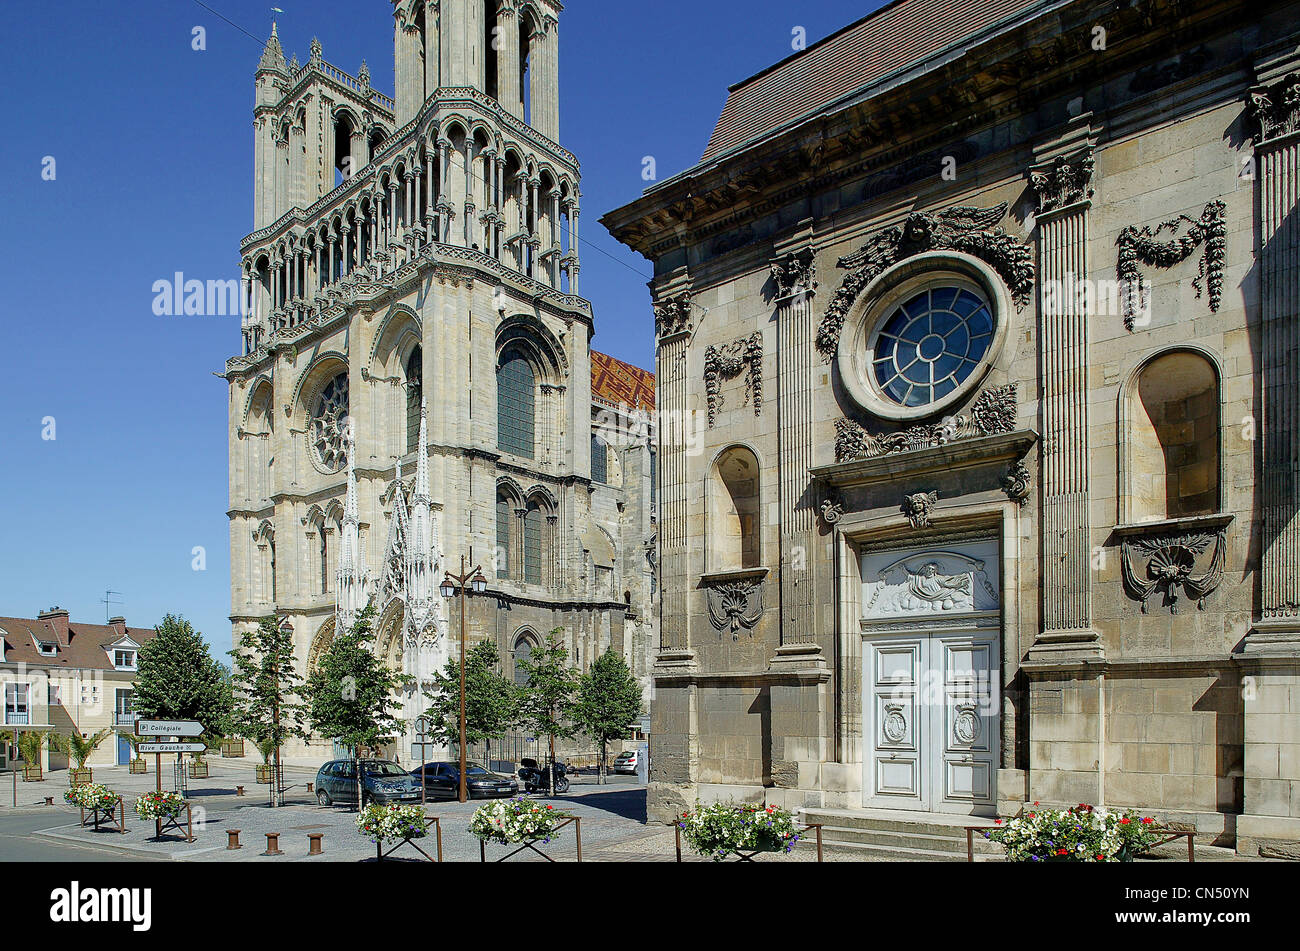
303, 603, 412, 808
575, 650, 644, 784
133, 615, 232, 737
229, 616, 308, 768
515, 629, 580, 795
421, 640, 518, 761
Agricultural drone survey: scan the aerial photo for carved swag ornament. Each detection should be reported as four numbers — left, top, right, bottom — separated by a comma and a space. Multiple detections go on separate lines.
703, 332, 763, 428
1116, 200, 1226, 330
1120, 528, 1227, 614
834, 383, 1018, 463
817, 202, 1034, 361
706, 579, 764, 639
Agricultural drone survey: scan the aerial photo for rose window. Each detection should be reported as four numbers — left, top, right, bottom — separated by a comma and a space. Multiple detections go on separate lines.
870, 287, 995, 408
310, 372, 349, 473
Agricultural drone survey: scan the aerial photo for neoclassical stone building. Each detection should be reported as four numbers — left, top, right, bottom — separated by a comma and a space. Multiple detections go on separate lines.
223, 1, 657, 761
604, 0, 1300, 854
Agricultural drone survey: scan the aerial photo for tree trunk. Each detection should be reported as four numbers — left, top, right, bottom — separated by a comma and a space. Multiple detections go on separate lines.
600, 738, 606, 785
548, 733, 555, 797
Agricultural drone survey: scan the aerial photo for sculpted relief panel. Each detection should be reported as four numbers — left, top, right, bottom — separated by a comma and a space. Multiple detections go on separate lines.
861, 540, 1000, 621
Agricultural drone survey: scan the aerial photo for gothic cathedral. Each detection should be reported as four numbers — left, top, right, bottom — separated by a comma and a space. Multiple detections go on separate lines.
223, 1, 657, 760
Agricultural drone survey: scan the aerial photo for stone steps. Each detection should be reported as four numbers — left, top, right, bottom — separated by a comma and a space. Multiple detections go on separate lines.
800, 807, 1003, 861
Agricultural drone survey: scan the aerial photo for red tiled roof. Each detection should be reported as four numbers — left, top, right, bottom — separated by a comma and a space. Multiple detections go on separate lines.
591, 350, 655, 410
700, 0, 1043, 162
0, 615, 155, 671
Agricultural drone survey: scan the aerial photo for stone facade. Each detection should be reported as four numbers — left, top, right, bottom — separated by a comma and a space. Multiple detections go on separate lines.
603, 0, 1300, 853
224, 1, 656, 762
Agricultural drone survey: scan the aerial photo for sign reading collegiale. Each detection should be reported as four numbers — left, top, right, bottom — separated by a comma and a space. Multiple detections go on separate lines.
136, 720, 204, 737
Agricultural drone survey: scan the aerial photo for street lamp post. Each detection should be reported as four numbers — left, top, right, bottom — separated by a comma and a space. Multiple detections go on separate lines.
440, 556, 487, 803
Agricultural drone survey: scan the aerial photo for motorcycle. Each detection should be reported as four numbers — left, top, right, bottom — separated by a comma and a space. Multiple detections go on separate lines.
518, 757, 570, 794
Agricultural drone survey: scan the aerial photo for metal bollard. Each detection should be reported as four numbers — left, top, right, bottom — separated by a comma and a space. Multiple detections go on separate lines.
226, 829, 242, 850
236, 785, 245, 796
262, 832, 283, 856
308, 833, 324, 856
306, 782, 314, 793
44, 797, 54, 806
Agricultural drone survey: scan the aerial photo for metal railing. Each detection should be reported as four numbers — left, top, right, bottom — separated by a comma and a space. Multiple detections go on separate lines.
3, 713, 29, 725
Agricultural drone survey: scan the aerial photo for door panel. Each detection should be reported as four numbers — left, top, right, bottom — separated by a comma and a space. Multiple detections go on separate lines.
864, 630, 998, 815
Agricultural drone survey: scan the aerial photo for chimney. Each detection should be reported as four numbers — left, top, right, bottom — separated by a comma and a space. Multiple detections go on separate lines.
38, 606, 71, 644
108, 616, 127, 637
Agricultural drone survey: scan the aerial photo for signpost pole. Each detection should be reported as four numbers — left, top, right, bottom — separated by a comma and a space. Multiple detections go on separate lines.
154, 750, 161, 840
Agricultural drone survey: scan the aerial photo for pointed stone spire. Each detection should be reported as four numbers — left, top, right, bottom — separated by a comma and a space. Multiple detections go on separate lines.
335, 430, 369, 632
258, 22, 287, 74
405, 400, 441, 640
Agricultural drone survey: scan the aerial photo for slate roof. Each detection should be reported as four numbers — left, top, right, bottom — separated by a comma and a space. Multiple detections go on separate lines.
0, 614, 155, 670
700, 0, 1044, 163
591, 350, 655, 411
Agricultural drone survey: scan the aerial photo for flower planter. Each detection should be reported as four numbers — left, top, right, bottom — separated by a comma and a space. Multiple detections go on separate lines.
188, 762, 209, 779
129, 759, 148, 775
135, 792, 193, 842
22, 766, 42, 782
676, 802, 805, 861
255, 764, 273, 784
471, 798, 581, 862
982, 803, 1168, 862
220, 739, 244, 758
357, 804, 443, 862
69, 768, 93, 785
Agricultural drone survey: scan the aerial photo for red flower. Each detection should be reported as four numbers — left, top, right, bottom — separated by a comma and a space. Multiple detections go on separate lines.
1028, 813, 1036, 818
1056, 848, 1068, 855
1141, 817, 1153, 824
1033, 801, 1039, 806
994, 819, 1002, 824
1120, 817, 1130, 824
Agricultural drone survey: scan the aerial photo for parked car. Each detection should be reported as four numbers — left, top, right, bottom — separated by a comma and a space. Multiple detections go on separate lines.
612, 750, 640, 775
315, 759, 424, 807
411, 761, 519, 800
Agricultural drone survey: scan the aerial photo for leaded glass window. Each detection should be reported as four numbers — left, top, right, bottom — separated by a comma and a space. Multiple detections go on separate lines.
406, 347, 423, 456
497, 348, 535, 458
591, 432, 607, 484
523, 502, 542, 585
871, 287, 994, 408
496, 493, 512, 579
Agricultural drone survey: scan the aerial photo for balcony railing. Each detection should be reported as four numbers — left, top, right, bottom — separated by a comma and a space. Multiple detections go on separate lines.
4, 713, 30, 726
114, 713, 137, 727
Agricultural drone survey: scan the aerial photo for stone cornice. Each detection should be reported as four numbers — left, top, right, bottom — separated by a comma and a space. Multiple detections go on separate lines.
601, 0, 1265, 263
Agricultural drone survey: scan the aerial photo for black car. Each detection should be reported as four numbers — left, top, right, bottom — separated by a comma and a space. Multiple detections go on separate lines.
411, 761, 519, 799
315, 759, 424, 807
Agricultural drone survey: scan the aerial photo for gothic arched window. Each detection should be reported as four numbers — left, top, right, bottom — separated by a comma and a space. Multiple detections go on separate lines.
591, 432, 607, 484
497, 347, 536, 458
512, 633, 537, 686
523, 502, 543, 585
406, 346, 423, 456
319, 529, 329, 595
496, 491, 512, 579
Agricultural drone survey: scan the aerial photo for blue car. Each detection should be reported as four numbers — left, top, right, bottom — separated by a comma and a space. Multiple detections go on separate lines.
315, 759, 424, 807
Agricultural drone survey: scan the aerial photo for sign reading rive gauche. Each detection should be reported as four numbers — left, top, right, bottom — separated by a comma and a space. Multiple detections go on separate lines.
137, 742, 207, 754
136, 719, 203, 737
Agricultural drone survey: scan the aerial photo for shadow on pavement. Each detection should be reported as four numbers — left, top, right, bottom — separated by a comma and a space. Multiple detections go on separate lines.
569, 787, 647, 823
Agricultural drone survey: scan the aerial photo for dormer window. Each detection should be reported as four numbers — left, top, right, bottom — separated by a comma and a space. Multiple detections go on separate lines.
36, 641, 57, 657
114, 650, 137, 670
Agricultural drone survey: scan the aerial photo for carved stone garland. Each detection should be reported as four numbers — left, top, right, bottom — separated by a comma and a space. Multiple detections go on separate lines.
834, 383, 1018, 463
703, 332, 763, 428
1120, 528, 1227, 614
817, 202, 1035, 361
706, 579, 764, 639
1116, 200, 1227, 330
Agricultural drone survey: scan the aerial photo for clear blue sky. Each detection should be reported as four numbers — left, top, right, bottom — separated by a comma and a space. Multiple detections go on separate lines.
0, 0, 873, 658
